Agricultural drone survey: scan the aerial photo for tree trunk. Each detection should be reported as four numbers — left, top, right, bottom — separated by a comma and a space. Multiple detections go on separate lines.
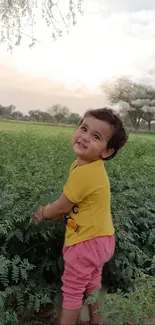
129, 112, 141, 131
148, 121, 151, 131
133, 120, 140, 131
136, 121, 140, 130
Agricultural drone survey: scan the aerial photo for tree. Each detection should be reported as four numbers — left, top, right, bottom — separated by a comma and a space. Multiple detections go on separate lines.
142, 109, 155, 131
68, 112, 81, 125
23, 114, 30, 121
47, 104, 70, 123
28, 109, 55, 122
0, 105, 7, 117
7, 104, 16, 115
12, 110, 24, 120
28, 110, 43, 122
105, 78, 155, 131
0, 0, 83, 50
119, 108, 133, 128
28, 109, 53, 122
0, 104, 16, 119
141, 88, 155, 131
40, 111, 54, 123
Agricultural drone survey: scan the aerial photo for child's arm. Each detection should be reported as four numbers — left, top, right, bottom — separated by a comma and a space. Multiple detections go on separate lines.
34, 193, 74, 223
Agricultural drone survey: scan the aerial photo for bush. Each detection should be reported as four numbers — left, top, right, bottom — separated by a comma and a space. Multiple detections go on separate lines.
103, 136, 155, 291
0, 129, 73, 324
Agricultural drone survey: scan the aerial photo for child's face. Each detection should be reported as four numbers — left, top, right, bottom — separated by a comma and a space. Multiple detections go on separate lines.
72, 116, 114, 162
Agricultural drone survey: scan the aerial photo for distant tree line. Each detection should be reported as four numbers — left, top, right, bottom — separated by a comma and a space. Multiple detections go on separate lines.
0, 104, 81, 126
1, 78, 155, 131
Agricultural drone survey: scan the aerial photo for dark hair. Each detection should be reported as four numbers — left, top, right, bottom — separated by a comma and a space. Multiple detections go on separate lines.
80, 108, 128, 160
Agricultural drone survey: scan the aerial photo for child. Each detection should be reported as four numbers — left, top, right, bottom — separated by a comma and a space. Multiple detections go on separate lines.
35, 108, 128, 325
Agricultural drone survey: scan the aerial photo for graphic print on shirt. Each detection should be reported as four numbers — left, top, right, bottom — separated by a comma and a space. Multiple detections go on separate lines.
72, 205, 79, 215
65, 205, 79, 232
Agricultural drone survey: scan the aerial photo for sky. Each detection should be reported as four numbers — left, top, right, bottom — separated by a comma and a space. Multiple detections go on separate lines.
0, 0, 155, 114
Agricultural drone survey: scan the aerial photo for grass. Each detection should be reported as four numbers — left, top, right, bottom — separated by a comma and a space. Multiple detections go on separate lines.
81, 276, 155, 325
0, 120, 155, 325
0, 120, 75, 134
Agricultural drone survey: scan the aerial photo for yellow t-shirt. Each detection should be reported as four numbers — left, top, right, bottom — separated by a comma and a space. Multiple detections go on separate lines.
63, 159, 115, 246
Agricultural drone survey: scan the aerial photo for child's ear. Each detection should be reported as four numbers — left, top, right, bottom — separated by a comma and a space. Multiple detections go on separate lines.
101, 148, 114, 159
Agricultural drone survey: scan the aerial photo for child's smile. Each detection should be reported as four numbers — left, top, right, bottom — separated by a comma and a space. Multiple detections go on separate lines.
76, 141, 88, 150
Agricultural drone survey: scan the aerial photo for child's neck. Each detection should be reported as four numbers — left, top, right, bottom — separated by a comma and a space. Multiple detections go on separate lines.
77, 158, 88, 166
77, 157, 100, 166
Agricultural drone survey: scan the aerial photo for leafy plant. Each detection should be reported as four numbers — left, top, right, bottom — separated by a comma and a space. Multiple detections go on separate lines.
100, 276, 155, 325
0, 122, 155, 324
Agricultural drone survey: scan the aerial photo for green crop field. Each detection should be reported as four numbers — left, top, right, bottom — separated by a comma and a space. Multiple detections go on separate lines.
0, 120, 155, 325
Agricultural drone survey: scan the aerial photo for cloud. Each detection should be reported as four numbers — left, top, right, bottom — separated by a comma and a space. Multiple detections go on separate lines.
5, 7, 154, 89
98, 0, 155, 13
0, 62, 107, 113
1, 0, 155, 112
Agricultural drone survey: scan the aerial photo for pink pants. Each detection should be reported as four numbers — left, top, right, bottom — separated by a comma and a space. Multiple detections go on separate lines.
61, 235, 115, 310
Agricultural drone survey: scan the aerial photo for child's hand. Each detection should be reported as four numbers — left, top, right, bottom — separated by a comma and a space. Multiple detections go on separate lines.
34, 206, 46, 224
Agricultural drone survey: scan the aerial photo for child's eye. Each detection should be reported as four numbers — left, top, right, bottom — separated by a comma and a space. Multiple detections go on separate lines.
94, 134, 100, 140
80, 126, 87, 132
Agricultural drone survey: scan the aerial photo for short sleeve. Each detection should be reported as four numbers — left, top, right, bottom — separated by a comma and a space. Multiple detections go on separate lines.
63, 166, 92, 203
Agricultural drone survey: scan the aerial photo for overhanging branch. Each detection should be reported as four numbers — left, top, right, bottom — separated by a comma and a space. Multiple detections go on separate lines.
0, 0, 84, 49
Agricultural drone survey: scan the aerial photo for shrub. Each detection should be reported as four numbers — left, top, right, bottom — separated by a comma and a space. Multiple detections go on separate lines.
100, 276, 155, 325
0, 125, 155, 323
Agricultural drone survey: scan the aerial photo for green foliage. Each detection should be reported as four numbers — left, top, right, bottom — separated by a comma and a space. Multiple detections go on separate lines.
102, 134, 155, 291
0, 121, 155, 323
0, 125, 75, 324
100, 276, 155, 325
